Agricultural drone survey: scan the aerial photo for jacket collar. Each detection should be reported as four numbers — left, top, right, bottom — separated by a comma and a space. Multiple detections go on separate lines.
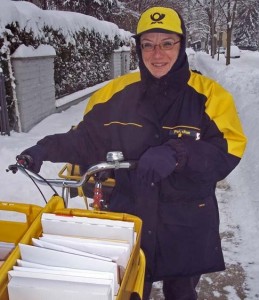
139, 55, 190, 94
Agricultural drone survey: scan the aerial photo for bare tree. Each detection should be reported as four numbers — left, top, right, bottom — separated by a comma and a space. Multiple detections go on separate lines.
193, 0, 216, 55
218, 0, 238, 65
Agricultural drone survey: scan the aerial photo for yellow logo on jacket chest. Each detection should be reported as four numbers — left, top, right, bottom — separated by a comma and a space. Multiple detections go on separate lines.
163, 126, 201, 140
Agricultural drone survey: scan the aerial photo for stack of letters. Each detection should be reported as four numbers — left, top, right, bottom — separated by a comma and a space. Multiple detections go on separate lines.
0, 242, 15, 267
7, 213, 136, 300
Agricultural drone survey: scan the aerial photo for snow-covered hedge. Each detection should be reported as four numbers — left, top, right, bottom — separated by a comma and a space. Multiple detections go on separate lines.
0, 0, 137, 129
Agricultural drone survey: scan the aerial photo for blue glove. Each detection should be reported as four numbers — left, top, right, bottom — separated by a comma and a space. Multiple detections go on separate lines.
18, 144, 45, 173
137, 145, 177, 184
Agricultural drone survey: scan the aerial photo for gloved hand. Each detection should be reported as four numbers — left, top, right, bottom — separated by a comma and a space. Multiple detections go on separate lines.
137, 144, 177, 184
17, 144, 45, 173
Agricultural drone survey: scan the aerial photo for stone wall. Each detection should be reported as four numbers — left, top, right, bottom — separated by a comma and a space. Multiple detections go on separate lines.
11, 45, 131, 132
110, 47, 131, 78
11, 45, 56, 132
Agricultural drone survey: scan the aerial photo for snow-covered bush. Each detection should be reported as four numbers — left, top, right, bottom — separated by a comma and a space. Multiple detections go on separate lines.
0, 0, 136, 130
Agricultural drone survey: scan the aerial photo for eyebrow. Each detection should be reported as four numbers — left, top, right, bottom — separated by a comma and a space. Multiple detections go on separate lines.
140, 37, 177, 42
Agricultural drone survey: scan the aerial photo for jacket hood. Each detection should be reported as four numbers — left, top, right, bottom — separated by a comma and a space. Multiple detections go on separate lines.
135, 7, 189, 90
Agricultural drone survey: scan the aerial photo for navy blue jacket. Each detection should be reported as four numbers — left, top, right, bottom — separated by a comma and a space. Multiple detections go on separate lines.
37, 57, 246, 281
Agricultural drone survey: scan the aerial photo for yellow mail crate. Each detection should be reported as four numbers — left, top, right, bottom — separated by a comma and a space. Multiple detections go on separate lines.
0, 196, 65, 300
0, 201, 42, 245
0, 196, 145, 300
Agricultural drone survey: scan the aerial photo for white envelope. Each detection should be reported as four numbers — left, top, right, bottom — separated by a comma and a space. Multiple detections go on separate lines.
0, 241, 15, 260
13, 265, 114, 280
40, 234, 131, 268
15, 259, 122, 286
32, 238, 112, 262
8, 270, 113, 300
41, 213, 135, 249
16, 259, 116, 277
12, 265, 115, 296
18, 243, 119, 292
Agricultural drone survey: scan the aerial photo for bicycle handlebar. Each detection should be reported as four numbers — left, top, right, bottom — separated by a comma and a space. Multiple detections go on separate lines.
7, 151, 136, 189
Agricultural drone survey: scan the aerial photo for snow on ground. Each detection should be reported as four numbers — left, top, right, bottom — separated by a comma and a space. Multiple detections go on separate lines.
194, 50, 259, 300
195, 50, 259, 268
0, 50, 259, 299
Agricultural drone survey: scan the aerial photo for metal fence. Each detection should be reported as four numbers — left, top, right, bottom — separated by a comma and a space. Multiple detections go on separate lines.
0, 73, 10, 136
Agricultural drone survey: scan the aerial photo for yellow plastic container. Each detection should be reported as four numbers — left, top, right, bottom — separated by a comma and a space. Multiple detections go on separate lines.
0, 202, 42, 245
0, 196, 65, 300
0, 197, 145, 300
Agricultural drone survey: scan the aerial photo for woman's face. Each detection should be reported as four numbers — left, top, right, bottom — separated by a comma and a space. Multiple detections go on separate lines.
140, 32, 181, 78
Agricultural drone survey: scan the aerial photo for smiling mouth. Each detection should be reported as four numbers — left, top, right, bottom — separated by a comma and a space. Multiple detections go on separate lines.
152, 63, 167, 68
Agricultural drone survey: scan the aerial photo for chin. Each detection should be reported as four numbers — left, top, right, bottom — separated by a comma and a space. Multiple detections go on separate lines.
150, 69, 168, 78
152, 72, 166, 79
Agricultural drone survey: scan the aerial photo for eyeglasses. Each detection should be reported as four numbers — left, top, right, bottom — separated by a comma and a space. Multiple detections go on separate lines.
141, 40, 181, 52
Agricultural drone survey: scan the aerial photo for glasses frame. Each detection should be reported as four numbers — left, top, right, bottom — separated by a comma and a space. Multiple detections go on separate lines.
140, 40, 181, 52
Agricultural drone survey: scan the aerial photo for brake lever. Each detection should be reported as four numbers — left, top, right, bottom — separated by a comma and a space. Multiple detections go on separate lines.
6, 155, 33, 174
6, 164, 19, 174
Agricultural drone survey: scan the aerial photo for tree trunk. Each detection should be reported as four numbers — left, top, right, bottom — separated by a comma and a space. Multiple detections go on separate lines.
226, 26, 231, 65
211, 0, 215, 58
225, 0, 238, 66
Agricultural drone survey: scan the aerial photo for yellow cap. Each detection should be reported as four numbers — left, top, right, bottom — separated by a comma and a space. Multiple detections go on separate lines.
136, 7, 183, 36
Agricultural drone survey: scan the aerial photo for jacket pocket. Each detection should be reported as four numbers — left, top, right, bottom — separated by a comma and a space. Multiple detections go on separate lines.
159, 195, 218, 228
160, 173, 212, 202
156, 195, 224, 276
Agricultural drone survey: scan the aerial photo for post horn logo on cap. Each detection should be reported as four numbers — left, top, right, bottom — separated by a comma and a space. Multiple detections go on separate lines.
150, 12, 166, 24
136, 7, 183, 36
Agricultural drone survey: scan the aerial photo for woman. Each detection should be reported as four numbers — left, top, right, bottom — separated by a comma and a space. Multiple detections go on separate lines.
19, 6, 247, 299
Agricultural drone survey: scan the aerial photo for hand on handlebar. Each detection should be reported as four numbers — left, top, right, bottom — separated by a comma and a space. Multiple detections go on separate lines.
16, 154, 34, 169
17, 144, 45, 173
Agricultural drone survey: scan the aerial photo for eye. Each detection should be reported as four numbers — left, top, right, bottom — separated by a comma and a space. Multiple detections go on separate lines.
161, 40, 174, 49
141, 42, 154, 50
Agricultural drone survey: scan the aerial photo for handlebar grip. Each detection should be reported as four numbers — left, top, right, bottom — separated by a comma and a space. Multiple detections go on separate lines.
16, 154, 33, 168
6, 164, 18, 174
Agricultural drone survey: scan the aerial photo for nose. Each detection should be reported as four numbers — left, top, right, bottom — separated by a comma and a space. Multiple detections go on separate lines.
153, 45, 164, 57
